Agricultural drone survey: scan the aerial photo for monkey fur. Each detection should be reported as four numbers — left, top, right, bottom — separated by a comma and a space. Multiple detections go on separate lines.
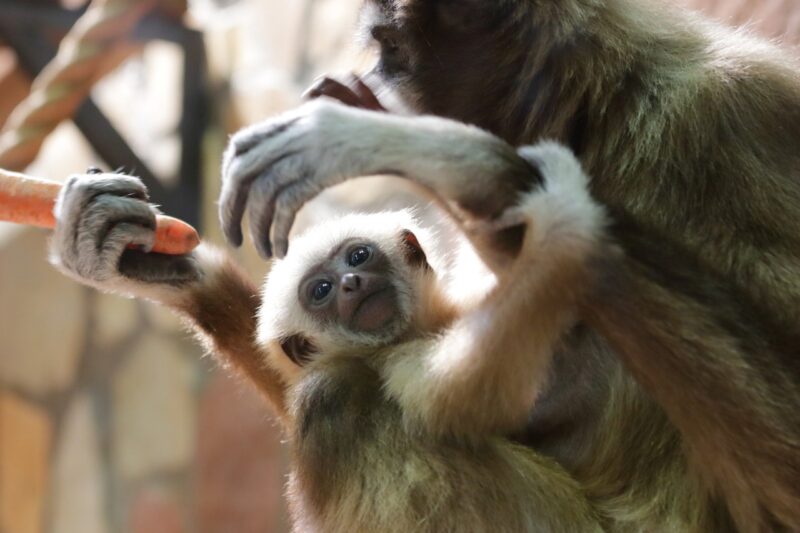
49, 0, 800, 531
51, 144, 608, 532
257, 150, 604, 531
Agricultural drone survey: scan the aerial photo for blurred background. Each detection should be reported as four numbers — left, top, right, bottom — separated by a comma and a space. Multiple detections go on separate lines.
0, 1, 796, 532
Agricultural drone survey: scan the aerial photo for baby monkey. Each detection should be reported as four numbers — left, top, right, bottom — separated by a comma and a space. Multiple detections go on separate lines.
255, 144, 606, 532
49, 140, 606, 531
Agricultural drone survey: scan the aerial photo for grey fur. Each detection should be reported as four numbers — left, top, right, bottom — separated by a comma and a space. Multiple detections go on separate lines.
219, 99, 536, 259
50, 173, 201, 289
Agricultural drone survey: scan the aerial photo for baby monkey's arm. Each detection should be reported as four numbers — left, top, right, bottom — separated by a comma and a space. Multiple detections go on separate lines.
382, 143, 607, 437
49, 173, 290, 425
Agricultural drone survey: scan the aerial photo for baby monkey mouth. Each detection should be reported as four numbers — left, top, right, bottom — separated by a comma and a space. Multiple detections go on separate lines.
349, 286, 397, 333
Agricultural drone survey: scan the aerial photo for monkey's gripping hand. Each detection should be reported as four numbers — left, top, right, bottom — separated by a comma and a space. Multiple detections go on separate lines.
220, 99, 538, 259
50, 173, 289, 420
49, 173, 202, 301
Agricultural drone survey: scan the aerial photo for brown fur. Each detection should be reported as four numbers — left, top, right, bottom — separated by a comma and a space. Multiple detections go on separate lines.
254, 163, 607, 532
50, 1, 800, 531
361, 0, 800, 530
175, 250, 290, 424
287, 356, 601, 533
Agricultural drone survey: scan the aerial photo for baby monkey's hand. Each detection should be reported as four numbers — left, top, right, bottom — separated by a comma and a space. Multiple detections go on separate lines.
50, 173, 201, 289
303, 74, 387, 112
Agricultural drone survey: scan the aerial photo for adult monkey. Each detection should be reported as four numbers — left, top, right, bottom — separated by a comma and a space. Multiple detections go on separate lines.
218, 0, 800, 531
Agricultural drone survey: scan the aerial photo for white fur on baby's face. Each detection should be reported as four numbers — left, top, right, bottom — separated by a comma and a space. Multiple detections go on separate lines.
256, 209, 446, 373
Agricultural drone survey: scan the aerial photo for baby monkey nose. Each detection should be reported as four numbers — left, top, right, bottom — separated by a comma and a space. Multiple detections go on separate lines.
341, 273, 361, 293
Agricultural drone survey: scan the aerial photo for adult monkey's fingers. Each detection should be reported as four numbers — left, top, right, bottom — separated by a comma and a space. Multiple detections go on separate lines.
218, 172, 254, 247
303, 77, 363, 107
246, 176, 280, 259
271, 182, 318, 259
219, 123, 275, 247
346, 74, 386, 112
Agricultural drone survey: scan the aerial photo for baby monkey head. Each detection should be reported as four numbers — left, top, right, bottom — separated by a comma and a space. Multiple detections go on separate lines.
258, 210, 437, 374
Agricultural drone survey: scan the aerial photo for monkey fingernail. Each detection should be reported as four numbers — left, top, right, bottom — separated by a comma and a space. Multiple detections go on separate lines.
261, 239, 273, 259
274, 239, 289, 259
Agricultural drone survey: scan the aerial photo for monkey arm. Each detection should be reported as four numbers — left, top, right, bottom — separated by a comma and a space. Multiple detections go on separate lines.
49, 173, 290, 426
124, 245, 292, 425
171, 249, 291, 425
381, 143, 607, 437
219, 99, 540, 259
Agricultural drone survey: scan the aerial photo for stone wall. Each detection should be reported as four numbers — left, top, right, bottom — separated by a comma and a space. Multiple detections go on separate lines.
0, 1, 796, 532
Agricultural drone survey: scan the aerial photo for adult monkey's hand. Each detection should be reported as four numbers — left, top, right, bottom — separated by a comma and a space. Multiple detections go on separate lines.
303, 73, 388, 112
219, 99, 539, 260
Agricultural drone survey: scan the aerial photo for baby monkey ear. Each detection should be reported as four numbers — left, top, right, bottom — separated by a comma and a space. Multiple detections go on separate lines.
401, 230, 429, 269
280, 335, 318, 366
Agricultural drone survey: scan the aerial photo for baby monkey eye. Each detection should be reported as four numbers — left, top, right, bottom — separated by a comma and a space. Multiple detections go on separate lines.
348, 246, 371, 267
312, 281, 333, 302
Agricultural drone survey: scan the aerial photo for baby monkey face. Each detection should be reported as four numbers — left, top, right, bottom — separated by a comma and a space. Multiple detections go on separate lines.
260, 216, 428, 371
298, 238, 400, 335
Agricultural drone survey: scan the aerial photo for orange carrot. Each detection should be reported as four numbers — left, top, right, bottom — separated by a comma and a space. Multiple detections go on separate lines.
0, 168, 200, 255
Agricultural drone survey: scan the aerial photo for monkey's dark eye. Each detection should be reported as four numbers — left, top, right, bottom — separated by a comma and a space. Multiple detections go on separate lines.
311, 281, 333, 302
371, 26, 408, 74
371, 26, 396, 49
348, 246, 371, 267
